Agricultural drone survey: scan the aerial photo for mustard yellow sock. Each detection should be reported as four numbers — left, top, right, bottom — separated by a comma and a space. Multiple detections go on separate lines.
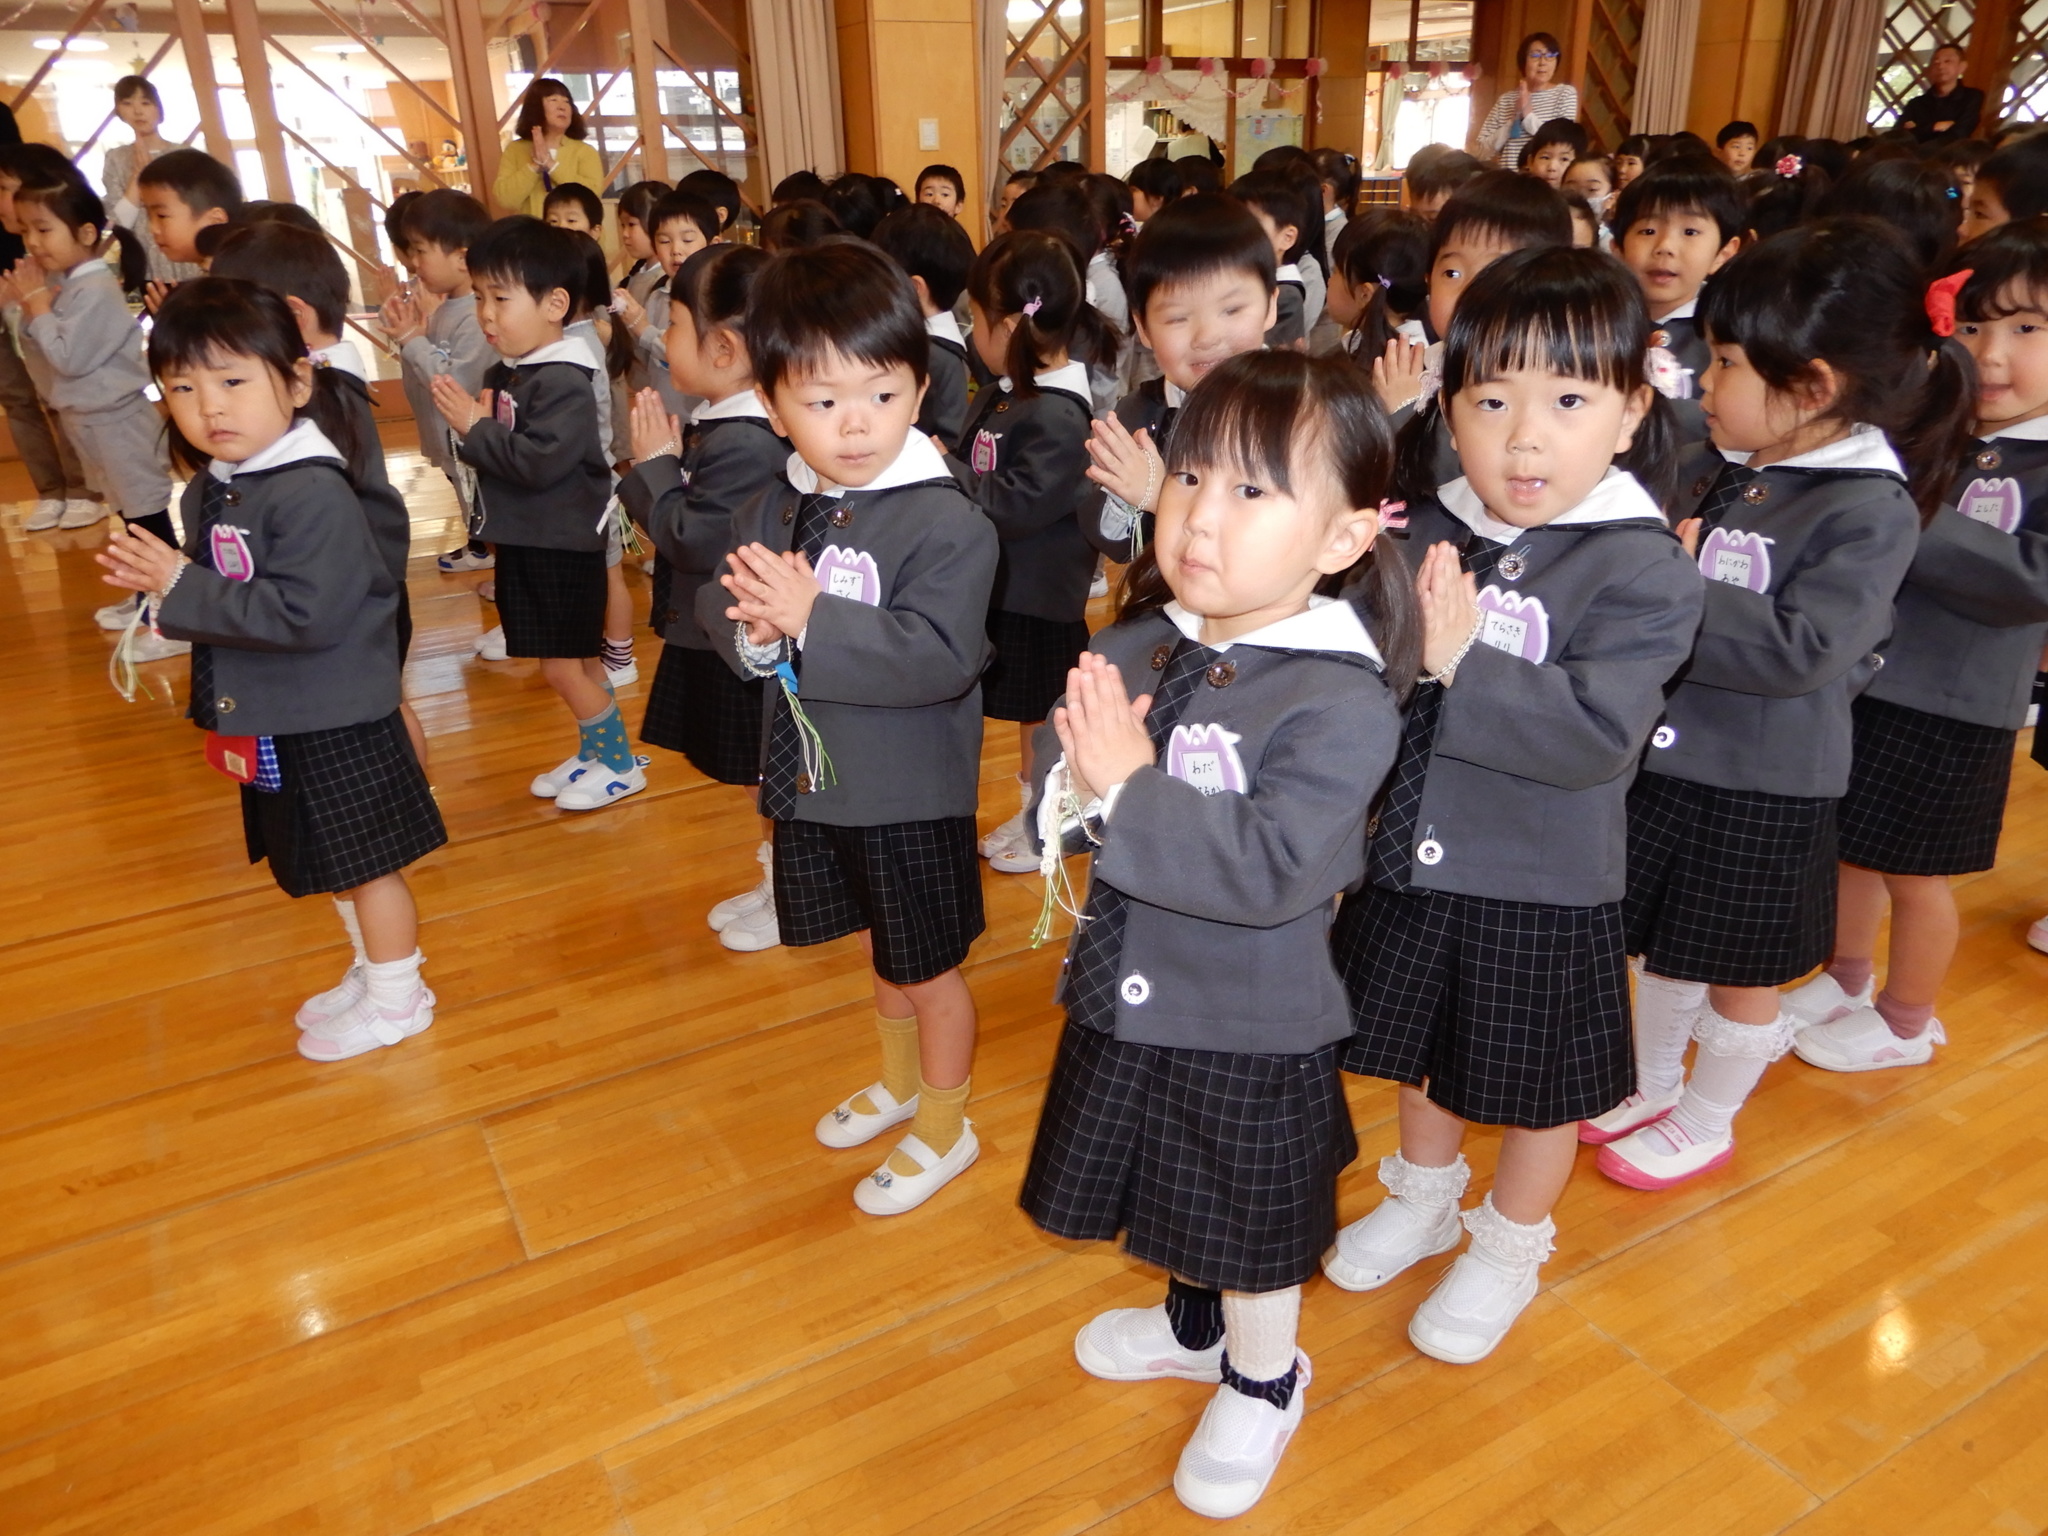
888, 1076, 971, 1174
850, 1011, 920, 1115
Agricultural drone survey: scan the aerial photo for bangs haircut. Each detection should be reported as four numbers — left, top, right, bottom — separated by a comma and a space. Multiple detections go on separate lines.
465, 215, 586, 304
543, 182, 605, 228
1126, 157, 1183, 203
513, 78, 587, 141
1609, 158, 1747, 244
1978, 135, 2048, 221
206, 221, 350, 333
871, 203, 975, 309
1228, 168, 1311, 264
134, 147, 242, 216
383, 188, 422, 250
1125, 192, 1275, 317
146, 276, 309, 473
617, 178, 671, 228
773, 169, 828, 205
1946, 215, 2048, 320
648, 189, 719, 243
402, 188, 489, 253
1430, 170, 1572, 261
1404, 145, 1484, 201
746, 239, 928, 394
916, 163, 967, 202
679, 169, 743, 230
671, 241, 771, 337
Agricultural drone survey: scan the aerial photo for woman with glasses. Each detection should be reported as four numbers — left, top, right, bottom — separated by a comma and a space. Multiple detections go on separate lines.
1476, 33, 1580, 171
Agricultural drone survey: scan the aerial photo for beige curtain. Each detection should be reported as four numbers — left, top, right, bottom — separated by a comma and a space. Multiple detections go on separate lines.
1777, 0, 1886, 140
746, 0, 845, 185
1631, 0, 1702, 136
978, 0, 1007, 224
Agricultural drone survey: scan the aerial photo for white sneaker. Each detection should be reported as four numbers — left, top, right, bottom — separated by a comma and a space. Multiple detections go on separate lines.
718, 900, 781, 952
640, 557, 656, 575
2029, 915, 2048, 955
853, 1124, 979, 1215
1782, 970, 1874, 1028
554, 757, 647, 810
1089, 569, 1110, 599
58, 498, 108, 528
1322, 1152, 1468, 1292
25, 498, 64, 531
1793, 1007, 1944, 1072
1406, 1197, 1552, 1365
438, 545, 494, 572
979, 808, 1027, 859
986, 819, 1040, 874
708, 842, 775, 931
95, 595, 141, 631
294, 964, 365, 1030
531, 754, 597, 799
129, 630, 191, 661
1578, 1085, 1683, 1146
604, 656, 639, 687
1597, 1116, 1734, 1190
1074, 1304, 1224, 1383
473, 625, 508, 661
296, 986, 435, 1061
815, 1081, 919, 1148
1173, 1353, 1310, 1518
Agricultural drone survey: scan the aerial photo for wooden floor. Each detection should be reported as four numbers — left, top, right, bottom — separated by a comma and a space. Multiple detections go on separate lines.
4, 444, 2047, 1536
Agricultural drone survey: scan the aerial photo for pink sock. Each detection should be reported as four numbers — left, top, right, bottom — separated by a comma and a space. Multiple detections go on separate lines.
1874, 990, 1934, 1039
1826, 956, 1874, 996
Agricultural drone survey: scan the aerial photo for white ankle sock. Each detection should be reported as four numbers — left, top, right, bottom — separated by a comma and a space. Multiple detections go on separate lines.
1634, 969, 1707, 1099
334, 897, 367, 968
1667, 1005, 1793, 1145
1221, 1285, 1300, 1381
363, 950, 424, 1015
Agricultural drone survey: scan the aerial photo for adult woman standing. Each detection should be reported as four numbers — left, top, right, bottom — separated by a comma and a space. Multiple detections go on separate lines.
494, 78, 603, 217
100, 76, 197, 283
1476, 34, 1579, 170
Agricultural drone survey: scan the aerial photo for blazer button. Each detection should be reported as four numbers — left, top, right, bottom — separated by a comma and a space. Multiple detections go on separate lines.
221, 487, 242, 507
1416, 837, 1443, 866
217, 697, 236, 713
1977, 448, 2002, 470
796, 771, 813, 794
1691, 475, 1712, 496
1150, 644, 1171, 670
780, 504, 795, 525
1741, 482, 1769, 504
1119, 973, 1151, 1005
1652, 725, 1677, 749
662, 608, 677, 626
1205, 661, 1236, 687
829, 506, 852, 528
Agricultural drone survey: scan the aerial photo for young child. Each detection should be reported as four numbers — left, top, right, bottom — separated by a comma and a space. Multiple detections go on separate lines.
1563, 190, 1601, 248
134, 148, 241, 302
1717, 120, 1760, 176
0, 145, 99, 532
1611, 134, 1651, 193
700, 241, 998, 1214
1597, 219, 1968, 1186
1564, 155, 1614, 226
1519, 119, 1585, 190
2, 179, 185, 654
618, 244, 788, 952
1326, 207, 1430, 359
1126, 157, 1183, 224
557, 227, 638, 684
1021, 350, 1412, 1518
1326, 247, 1701, 1365
1232, 170, 1311, 349
97, 278, 444, 1061
615, 190, 716, 430
956, 230, 1106, 876
1960, 136, 2048, 245
542, 182, 603, 237
678, 169, 744, 239
101, 75, 199, 287
1403, 145, 1484, 221
434, 216, 640, 810
871, 203, 977, 447
614, 179, 669, 284
1083, 192, 1276, 565
915, 163, 966, 218
1786, 221, 2048, 1060
1611, 159, 1745, 436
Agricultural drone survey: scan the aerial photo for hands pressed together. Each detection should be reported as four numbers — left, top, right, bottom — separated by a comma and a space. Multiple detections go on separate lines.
1053, 651, 1156, 804
431, 374, 494, 436
721, 543, 819, 648
96, 518, 186, 596
1084, 415, 1164, 511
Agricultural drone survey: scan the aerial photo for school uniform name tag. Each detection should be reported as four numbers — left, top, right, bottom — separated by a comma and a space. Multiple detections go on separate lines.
1697, 526, 1774, 591
1164, 722, 1246, 796
1960, 476, 2024, 534
1645, 345, 1693, 401
970, 428, 1001, 475
210, 524, 256, 582
814, 544, 882, 605
1474, 584, 1550, 664
493, 389, 518, 429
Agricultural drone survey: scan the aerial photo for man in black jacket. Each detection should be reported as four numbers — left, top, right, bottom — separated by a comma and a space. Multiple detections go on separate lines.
1900, 44, 1983, 144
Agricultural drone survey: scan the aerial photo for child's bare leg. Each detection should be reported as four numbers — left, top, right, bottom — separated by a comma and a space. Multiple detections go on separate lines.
604, 560, 632, 645
400, 700, 428, 769
540, 655, 611, 719
1491, 1124, 1578, 1224
1874, 872, 1956, 1035
346, 872, 418, 960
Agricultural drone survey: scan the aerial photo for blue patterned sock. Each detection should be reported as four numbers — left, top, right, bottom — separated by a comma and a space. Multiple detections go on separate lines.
577, 702, 633, 772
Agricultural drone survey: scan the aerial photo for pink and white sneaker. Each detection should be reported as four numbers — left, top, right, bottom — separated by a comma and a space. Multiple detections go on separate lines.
297, 987, 436, 1062
1578, 1085, 1683, 1145
294, 964, 365, 1030
1597, 1116, 1733, 1190
1782, 970, 1874, 1028
1793, 1007, 1945, 1073
1073, 1304, 1225, 1383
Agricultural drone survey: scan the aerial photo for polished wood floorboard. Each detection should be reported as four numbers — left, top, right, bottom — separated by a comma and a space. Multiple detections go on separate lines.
2, 447, 2045, 1534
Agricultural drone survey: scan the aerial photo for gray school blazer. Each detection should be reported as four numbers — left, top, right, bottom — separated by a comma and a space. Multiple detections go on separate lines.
697, 436, 1000, 826
1649, 432, 1921, 798
1045, 601, 1402, 1055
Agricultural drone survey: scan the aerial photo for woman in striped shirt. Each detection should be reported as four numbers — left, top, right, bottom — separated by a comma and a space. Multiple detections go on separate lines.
1476, 33, 1580, 170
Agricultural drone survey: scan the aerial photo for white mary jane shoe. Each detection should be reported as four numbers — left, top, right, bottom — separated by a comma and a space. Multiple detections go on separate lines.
815, 1082, 920, 1148
853, 1125, 979, 1215
1172, 1352, 1311, 1518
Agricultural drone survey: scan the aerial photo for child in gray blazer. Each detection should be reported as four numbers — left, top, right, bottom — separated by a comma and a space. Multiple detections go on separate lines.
1788, 222, 2048, 1070
1020, 352, 1414, 1519
699, 242, 999, 1220
1328, 249, 1703, 1368
98, 279, 445, 1065
1603, 220, 1972, 1189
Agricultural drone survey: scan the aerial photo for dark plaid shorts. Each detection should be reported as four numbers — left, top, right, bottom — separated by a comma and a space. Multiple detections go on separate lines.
772, 815, 985, 984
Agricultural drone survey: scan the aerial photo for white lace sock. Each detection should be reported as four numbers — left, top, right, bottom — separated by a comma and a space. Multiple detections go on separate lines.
1221, 1285, 1300, 1382
363, 950, 425, 1016
1634, 967, 1706, 1100
334, 897, 367, 968
1665, 1005, 1794, 1146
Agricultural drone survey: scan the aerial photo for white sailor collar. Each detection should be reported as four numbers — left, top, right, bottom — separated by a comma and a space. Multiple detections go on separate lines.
1652, 295, 1699, 324
784, 427, 952, 497
998, 359, 1092, 399
925, 309, 965, 348
310, 338, 368, 382
1722, 423, 1905, 476
1440, 467, 1662, 544
697, 389, 772, 421
1988, 412, 2048, 443
1162, 594, 1384, 663
209, 417, 344, 481
502, 336, 592, 369
1276, 262, 1302, 284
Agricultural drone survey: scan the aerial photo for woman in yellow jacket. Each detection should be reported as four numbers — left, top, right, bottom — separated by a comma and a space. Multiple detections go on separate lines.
494, 77, 604, 216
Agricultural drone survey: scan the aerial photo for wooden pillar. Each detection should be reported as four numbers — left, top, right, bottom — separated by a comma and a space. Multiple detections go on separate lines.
1086, 0, 1106, 169
1965, 0, 2018, 122
223, 0, 293, 200
835, 0, 985, 218
623, 0, 672, 183
446, 0, 504, 211
169, 0, 232, 164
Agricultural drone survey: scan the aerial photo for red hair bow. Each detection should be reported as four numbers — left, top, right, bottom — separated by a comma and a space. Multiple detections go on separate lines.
1926, 269, 1973, 338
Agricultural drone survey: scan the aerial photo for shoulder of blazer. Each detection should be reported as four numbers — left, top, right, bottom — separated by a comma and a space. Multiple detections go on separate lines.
1037, 386, 1093, 421
697, 415, 782, 447
929, 334, 968, 361
327, 370, 373, 404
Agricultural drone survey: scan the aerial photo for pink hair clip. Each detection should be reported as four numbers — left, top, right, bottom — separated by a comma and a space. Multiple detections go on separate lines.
1776, 154, 1803, 178
1022, 296, 1043, 317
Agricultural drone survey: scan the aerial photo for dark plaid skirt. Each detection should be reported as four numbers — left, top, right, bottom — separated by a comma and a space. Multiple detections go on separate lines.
241, 711, 446, 898
1623, 769, 1837, 987
1020, 1022, 1356, 1292
639, 643, 765, 786
1334, 883, 1633, 1128
494, 542, 606, 659
771, 815, 985, 985
982, 608, 1092, 723
1838, 696, 2016, 876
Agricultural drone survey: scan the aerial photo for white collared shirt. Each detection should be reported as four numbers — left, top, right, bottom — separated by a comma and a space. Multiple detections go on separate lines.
309, 338, 368, 382
1438, 467, 1661, 544
1988, 412, 2048, 444
1651, 295, 1699, 325
998, 359, 1092, 400
695, 388, 772, 422
784, 425, 951, 497
209, 417, 344, 482
1159, 594, 1384, 663
925, 310, 965, 349
1721, 423, 1905, 477
501, 335, 593, 369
